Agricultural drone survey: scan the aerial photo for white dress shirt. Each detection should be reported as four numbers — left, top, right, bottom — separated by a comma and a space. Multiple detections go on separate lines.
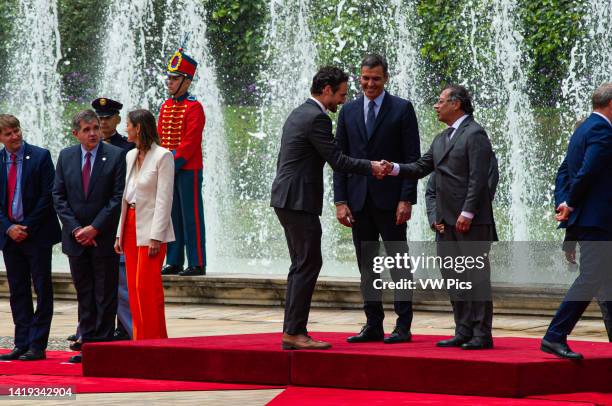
309, 97, 327, 114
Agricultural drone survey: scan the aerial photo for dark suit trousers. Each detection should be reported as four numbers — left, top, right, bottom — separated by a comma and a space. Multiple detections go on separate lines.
68, 250, 119, 341
352, 196, 413, 330
3, 239, 53, 351
438, 225, 493, 339
545, 226, 612, 343
275, 207, 323, 335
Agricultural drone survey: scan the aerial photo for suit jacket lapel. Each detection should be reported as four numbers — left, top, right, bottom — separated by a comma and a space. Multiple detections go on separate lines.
0, 148, 6, 206
436, 116, 472, 165
368, 92, 391, 143
87, 142, 107, 198
19, 142, 30, 193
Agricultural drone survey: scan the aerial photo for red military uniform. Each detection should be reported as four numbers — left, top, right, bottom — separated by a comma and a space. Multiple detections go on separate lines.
158, 94, 205, 170
159, 47, 207, 274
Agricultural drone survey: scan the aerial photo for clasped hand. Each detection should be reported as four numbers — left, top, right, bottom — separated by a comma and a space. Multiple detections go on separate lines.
371, 160, 394, 180
74, 225, 98, 247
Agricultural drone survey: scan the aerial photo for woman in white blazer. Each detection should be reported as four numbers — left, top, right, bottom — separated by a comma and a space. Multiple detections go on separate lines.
115, 109, 175, 340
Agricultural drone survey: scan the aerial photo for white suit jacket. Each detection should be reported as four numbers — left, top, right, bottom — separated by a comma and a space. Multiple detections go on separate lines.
116, 143, 175, 246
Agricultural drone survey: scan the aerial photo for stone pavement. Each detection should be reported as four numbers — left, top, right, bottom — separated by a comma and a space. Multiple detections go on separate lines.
0, 300, 608, 405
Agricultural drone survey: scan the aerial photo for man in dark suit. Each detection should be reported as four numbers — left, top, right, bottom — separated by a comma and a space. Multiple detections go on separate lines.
0, 115, 61, 362
53, 110, 126, 363
386, 85, 497, 350
271, 66, 388, 350
542, 83, 612, 359
333, 54, 421, 344
93, 97, 134, 341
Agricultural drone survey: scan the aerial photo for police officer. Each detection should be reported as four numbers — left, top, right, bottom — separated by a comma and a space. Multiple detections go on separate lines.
159, 48, 207, 276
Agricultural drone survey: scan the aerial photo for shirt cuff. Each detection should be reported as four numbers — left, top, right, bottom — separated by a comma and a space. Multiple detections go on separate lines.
390, 163, 400, 176
334, 201, 347, 206
5, 224, 15, 235
460, 211, 474, 219
561, 201, 574, 212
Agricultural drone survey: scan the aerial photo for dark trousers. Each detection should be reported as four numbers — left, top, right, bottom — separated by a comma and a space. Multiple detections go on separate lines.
275, 207, 322, 335
438, 225, 494, 339
167, 169, 206, 268
68, 251, 119, 341
545, 226, 612, 343
3, 240, 53, 351
116, 256, 132, 337
352, 196, 413, 330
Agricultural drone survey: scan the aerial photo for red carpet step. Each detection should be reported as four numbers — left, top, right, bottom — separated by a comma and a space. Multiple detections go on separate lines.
267, 387, 597, 406
83, 333, 612, 398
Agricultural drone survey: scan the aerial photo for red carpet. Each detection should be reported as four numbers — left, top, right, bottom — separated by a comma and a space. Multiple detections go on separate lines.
0, 349, 283, 394
0, 375, 282, 394
0, 349, 82, 376
83, 332, 612, 398
528, 392, 612, 405
267, 387, 596, 405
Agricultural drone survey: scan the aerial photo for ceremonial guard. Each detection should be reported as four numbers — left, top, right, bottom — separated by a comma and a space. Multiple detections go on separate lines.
158, 48, 207, 276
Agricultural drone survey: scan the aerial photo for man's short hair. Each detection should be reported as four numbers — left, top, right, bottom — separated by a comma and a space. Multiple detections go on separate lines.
72, 110, 100, 132
360, 53, 389, 77
444, 85, 475, 115
0, 114, 20, 131
592, 83, 612, 109
310, 66, 349, 95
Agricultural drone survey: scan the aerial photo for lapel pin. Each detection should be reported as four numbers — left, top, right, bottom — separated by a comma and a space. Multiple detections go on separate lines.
102, 157, 107, 161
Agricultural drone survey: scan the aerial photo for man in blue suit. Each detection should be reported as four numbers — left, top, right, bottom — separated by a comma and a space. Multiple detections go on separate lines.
53, 110, 126, 363
333, 54, 421, 344
542, 83, 612, 359
0, 114, 61, 361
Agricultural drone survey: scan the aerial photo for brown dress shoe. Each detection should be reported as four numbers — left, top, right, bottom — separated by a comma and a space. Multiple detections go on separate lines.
281, 333, 331, 350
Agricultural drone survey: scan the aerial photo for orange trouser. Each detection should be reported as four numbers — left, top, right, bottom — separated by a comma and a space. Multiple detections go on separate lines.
123, 208, 168, 340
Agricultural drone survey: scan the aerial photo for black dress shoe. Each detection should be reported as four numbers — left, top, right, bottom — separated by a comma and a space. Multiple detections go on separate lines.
384, 326, 412, 344
347, 325, 384, 343
18, 349, 46, 361
461, 336, 493, 350
541, 339, 583, 360
68, 353, 82, 363
178, 266, 205, 276
0, 347, 27, 361
69, 340, 82, 351
66, 334, 78, 342
113, 328, 130, 341
161, 264, 183, 275
436, 335, 471, 347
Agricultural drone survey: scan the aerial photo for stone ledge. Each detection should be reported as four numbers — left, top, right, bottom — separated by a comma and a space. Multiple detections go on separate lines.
0, 271, 604, 318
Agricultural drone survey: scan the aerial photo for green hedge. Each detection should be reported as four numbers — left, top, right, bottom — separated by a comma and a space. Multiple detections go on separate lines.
0, 0, 595, 107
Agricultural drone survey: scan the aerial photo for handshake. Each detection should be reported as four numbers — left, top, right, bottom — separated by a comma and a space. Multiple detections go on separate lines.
371, 160, 394, 180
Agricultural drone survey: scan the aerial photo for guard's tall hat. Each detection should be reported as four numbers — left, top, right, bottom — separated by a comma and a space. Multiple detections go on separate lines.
167, 48, 197, 79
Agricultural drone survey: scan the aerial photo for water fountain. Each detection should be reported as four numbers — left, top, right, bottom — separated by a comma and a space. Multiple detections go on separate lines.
233, 0, 319, 270
97, 0, 158, 114
4, 0, 64, 157
561, 0, 612, 119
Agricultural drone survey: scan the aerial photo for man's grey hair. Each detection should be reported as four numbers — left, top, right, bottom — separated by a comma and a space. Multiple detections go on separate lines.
72, 110, 99, 132
592, 83, 612, 109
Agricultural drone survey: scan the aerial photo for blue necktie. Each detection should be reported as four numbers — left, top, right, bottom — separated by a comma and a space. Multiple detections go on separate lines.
366, 100, 376, 139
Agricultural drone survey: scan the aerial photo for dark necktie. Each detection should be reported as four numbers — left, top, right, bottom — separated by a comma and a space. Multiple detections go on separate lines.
7, 153, 17, 221
82, 152, 92, 198
366, 100, 376, 139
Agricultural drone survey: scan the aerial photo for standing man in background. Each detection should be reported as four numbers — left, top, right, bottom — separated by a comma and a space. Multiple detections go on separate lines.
53, 110, 126, 363
334, 54, 421, 345
0, 115, 61, 361
159, 48, 207, 277
93, 97, 134, 340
